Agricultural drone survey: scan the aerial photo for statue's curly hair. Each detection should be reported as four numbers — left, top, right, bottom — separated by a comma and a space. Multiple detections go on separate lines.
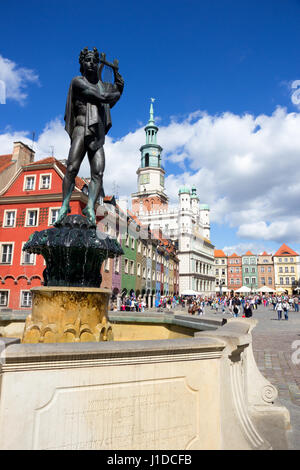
79, 47, 100, 74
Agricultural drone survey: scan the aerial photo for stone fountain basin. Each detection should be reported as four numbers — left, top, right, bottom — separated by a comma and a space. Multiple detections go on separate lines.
0, 316, 290, 450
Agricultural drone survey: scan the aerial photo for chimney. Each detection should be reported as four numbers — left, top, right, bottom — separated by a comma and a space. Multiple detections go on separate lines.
12, 141, 35, 168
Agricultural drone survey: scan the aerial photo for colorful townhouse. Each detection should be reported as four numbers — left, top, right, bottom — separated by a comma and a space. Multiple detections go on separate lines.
214, 249, 227, 294
242, 251, 258, 291
273, 244, 300, 295
227, 253, 242, 291
257, 252, 275, 290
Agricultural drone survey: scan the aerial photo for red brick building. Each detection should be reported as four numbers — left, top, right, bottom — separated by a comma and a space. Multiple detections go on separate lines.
0, 153, 112, 311
227, 253, 242, 291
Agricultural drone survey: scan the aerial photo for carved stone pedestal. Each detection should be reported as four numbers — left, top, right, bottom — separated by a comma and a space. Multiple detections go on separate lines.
22, 286, 113, 343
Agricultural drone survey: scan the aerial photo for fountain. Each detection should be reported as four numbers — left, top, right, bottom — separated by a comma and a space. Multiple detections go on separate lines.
0, 47, 291, 450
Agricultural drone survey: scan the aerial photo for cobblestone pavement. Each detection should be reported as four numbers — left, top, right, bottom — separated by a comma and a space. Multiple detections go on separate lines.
153, 304, 300, 448
206, 303, 300, 449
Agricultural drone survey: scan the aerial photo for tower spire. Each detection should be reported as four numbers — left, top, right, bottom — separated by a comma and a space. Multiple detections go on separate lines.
149, 98, 155, 124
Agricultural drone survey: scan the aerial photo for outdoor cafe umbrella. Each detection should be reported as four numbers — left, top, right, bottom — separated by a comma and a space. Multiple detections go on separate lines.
258, 286, 276, 293
235, 286, 251, 293
181, 289, 198, 296
276, 287, 286, 293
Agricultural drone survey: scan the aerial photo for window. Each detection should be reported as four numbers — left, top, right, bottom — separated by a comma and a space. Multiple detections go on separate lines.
279, 267, 283, 273
49, 208, 60, 225
24, 176, 35, 191
261, 277, 265, 285
290, 258, 294, 263
250, 259, 255, 264
245, 277, 249, 284
236, 278, 241, 284
263, 259, 268, 263
244, 258, 249, 264
21, 245, 35, 265
215, 260, 219, 264
130, 260, 135, 275
284, 258, 288, 263
261, 267, 265, 273
124, 258, 128, 274
125, 234, 129, 247
230, 279, 234, 285
115, 257, 120, 273
215, 268, 219, 275
279, 258, 282, 262
280, 277, 284, 285
0, 291, 8, 307
285, 277, 289, 285
251, 277, 256, 284
137, 241, 141, 253
235, 267, 239, 273
292, 277, 295, 284
21, 291, 32, 308
268, 267, 271, 272
245, 267, 249, 273
131, 237, 135, 250
26, 209, 38, 227
251, 268, 255, 273
235, 259, 239, 264
222, 269, 225, 275
285, 267, 289, 273
1, 244, 13, 264
142, 267, 146, 279
221, 259, 225, 264
230, 268, 234, 273
39, 174, 51, 189
137, 263, 141, 276
291, 267, 295, 273
268, 277, 272, 285
4, 210, 16, 227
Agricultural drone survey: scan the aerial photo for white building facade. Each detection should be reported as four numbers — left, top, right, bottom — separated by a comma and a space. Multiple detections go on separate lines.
131, 102, 215, 296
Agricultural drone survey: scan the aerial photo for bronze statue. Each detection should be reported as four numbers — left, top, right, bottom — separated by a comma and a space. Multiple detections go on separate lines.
55, 47, 124, 225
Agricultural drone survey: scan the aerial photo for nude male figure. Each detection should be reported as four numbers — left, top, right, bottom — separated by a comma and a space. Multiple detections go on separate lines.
55, 47, 124, 225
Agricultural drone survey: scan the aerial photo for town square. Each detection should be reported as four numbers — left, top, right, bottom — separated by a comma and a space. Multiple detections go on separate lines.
0, 0, 300, 454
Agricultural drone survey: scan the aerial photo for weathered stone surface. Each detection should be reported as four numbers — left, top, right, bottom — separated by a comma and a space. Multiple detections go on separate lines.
0, 319, 290, 450
22, 286, 113, 344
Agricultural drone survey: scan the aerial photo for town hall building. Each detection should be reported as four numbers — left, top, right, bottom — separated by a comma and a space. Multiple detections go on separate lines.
131, 101, 215, 295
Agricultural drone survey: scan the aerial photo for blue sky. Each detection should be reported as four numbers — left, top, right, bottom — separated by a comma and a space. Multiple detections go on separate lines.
1, 0, 300, 254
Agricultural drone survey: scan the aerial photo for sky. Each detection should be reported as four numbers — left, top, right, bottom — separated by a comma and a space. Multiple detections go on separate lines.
1, 0, 300, 255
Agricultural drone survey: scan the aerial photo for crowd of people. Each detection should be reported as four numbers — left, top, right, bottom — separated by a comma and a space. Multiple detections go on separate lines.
185, 294, 299, 320
112, 293, 299, 321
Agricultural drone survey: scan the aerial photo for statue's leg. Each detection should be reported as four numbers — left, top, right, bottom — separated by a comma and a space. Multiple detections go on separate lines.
83, 147, 105, 224
55, 133, 86, 225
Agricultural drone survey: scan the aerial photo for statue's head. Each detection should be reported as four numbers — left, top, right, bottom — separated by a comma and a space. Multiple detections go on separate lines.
79, 47, 100, 75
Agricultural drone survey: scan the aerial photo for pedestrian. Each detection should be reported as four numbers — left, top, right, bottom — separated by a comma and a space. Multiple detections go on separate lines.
294, 296, 299, 312
282, 300, 289, 320
243, 301, 253, 318
275, 300, 283, 320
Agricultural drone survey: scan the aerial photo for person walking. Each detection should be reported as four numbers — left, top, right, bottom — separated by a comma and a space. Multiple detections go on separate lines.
294, 296, 299, 312
282, 300, 290, 320
243, 301, 253, 318
275, 300, 283, 320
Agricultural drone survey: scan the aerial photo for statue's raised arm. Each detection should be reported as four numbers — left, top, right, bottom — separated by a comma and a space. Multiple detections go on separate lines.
55, 46, 124, 226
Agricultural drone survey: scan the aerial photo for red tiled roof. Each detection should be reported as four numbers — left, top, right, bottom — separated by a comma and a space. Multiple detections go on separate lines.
274, 243, 298, 257
261, 251, 270, 256
244, 250, 254, 256
214, 249, 227, 258
228, 252, 240, 258
0, 154, 13, 173
27, 157, 87, 191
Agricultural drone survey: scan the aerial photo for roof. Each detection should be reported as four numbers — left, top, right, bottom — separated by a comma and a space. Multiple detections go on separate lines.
27, 157, 86, 190
274, 243, 298, 257
260, 251, 270, 256
243, 250, 254, 256
214, 249, 227, 258
0, 154, 13, 174
228, 252, 240, 258
178, 185, 190, 195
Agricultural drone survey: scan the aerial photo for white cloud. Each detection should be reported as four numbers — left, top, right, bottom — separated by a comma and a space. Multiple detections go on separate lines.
0, 55, 39, 105
2, 105, 300, 245
222, 242, 272, 256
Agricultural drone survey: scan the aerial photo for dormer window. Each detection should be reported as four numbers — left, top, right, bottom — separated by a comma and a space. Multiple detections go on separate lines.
24, 175, 36, 191
39, 174, 51, 189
